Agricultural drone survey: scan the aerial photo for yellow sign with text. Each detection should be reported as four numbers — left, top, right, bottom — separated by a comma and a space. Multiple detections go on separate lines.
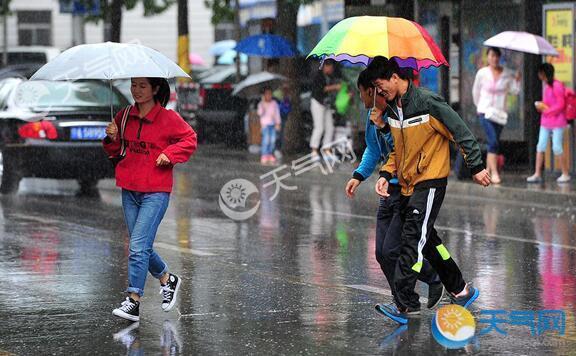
545, 9, 574, 88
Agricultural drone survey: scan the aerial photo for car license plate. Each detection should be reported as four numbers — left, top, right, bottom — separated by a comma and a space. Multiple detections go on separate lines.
70, 126, 107, 140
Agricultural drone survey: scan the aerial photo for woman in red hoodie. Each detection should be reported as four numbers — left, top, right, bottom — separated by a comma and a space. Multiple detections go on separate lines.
103, 77, 197, 322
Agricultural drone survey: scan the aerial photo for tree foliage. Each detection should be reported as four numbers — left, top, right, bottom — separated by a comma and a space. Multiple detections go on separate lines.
0, 0, 11, 16
204, 0, 234, 25
205, 0, 314, 26
62, 0, 175, 42
63, 0, 175, 23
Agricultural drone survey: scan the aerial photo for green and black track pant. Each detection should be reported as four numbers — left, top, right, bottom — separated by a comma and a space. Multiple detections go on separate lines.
394, 186, 467, 310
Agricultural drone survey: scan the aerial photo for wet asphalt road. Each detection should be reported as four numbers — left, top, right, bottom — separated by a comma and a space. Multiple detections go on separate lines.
1, 146, 576, 355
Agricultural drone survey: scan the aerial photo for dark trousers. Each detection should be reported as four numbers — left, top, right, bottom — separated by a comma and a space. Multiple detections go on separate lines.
375, 184, 440, 303
394, 186, 466, 310
480, 114, 504, 154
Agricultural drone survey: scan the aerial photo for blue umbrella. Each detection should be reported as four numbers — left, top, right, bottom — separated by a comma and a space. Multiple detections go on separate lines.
235, 34, 297, 58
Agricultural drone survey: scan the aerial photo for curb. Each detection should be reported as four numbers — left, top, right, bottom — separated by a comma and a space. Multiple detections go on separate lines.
161, 146, 576, 208
445, 179, 576, 207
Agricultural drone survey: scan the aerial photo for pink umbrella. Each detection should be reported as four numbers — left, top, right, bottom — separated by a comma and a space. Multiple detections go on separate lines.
188, 53, 206, 66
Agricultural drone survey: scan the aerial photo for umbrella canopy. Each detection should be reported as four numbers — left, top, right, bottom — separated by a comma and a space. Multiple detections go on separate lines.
210, 40, 237, 56
189, 53, 206, 66
30, 42, 190, 81
235, 34, 297, 58
483, 31, 558, 56
307, 16, 448, 70
217, 49, 248, 65
232, 71, 287, 98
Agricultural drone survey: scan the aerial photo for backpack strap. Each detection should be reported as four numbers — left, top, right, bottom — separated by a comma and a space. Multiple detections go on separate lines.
118, 105, 132, 158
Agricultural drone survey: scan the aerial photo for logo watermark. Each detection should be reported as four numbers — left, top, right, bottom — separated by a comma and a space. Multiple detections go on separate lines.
477, 309, 566, 336
218, 179, 261, 221
219, 137, 356, 220
432, 305, 476, 349
430, 307, 569, 350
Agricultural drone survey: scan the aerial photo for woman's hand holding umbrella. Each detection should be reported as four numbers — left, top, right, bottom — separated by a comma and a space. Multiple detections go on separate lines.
106, 121, 118, 141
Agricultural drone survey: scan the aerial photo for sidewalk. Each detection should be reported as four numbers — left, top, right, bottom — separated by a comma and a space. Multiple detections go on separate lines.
187, 145, 576, 208
446, 171, 576, 208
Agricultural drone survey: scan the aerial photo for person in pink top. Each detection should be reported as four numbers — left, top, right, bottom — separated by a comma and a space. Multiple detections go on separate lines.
257, 86, 281, 165
527, 63, 571, 183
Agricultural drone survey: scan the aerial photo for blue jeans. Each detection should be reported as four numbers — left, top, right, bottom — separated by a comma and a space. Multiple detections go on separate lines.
536, 126, 565, 155
122, 190, 170, 297
261, 125, 276, 156
480, 114, 504, 154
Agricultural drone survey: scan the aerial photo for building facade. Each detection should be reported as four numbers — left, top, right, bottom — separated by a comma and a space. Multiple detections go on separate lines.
0, 0, 215, 65
346, 0, 574, 171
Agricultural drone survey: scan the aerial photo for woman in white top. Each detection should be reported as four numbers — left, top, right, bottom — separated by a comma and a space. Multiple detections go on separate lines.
472, 47, 520, 184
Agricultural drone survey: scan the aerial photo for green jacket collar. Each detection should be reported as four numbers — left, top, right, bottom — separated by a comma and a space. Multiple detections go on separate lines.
399, 80, 415, 108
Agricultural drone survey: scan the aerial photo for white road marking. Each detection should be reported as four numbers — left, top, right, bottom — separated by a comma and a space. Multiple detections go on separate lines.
8, 213, 217, 256
154, 242, 216, 256
311, 209, 576, 251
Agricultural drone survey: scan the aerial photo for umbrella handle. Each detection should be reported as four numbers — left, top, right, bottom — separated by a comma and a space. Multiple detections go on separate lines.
109, 79, 114, 122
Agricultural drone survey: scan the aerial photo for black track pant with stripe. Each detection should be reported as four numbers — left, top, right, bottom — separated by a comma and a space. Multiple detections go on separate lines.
376, 184, 440, 303
394, 186, 466, 310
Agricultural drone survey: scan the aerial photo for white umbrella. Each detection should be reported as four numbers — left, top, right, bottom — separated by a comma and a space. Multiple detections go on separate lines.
210, 40, 237, 56
217, 49, 248, 65
31, 41, 190, 81
30, 42, 190, 120
483, 31, 558, 56
232, 71, 287, 98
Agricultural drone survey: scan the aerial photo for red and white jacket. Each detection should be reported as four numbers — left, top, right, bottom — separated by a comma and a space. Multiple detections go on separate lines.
103, 103, 197, 193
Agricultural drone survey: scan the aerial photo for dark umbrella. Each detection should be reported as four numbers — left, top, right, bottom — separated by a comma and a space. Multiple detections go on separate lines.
231, 71, 287, 98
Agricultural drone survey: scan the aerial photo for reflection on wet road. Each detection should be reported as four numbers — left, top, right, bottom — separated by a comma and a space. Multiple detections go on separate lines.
1, 148, 576, 355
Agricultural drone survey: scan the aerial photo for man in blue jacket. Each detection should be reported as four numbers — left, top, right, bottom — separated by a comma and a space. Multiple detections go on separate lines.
345, 69, 444, 312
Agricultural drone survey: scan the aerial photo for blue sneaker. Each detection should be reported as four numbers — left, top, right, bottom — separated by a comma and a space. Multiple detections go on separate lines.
450, 285, 479, 309
375, 303, 419, 325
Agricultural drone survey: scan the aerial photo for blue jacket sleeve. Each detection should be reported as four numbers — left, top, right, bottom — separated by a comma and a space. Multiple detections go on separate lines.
353, 111, 381, 181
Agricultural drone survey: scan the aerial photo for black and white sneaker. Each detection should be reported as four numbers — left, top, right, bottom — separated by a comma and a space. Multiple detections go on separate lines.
160, 273, 181, 312
112, 297, 140, 322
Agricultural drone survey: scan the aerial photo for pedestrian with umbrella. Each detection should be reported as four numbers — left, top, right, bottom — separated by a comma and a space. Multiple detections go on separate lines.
104, 77, 197, 322
345, 68, 445, 311
368, 56, 489, 324
476, 31, 560, 184
309, 16, 462, 324
257, 85, 282, 165
31, 42, 197, 322
472, 47, 521, 184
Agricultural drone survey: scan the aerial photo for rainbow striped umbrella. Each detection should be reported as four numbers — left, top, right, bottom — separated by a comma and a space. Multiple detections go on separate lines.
308, 16, 448, 70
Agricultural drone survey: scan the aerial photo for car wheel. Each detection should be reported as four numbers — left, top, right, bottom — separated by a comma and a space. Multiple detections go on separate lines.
0, 151, 22, 195
78, 179, 99, 196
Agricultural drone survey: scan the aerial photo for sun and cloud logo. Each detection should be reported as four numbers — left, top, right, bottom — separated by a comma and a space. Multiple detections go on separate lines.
218, 179, 260, 221
432, 304, 476, 349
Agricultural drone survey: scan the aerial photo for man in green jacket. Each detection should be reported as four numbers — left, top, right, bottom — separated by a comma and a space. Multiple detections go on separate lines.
365, 56, 491, 325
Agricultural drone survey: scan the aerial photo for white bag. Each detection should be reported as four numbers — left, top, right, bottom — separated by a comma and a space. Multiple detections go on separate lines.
484, 107, 508, 126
